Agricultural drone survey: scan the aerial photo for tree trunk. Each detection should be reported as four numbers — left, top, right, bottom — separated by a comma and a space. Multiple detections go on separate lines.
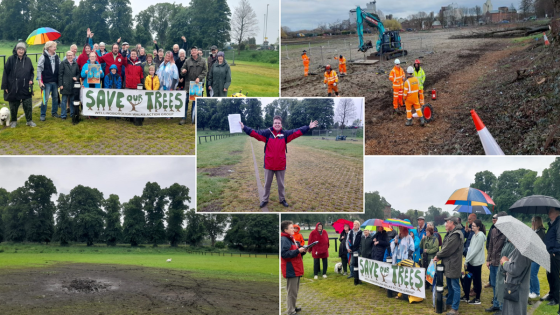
211, 237, 216, 247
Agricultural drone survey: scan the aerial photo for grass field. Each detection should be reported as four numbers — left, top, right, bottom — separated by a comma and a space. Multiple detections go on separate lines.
197, 132, 363, 212
227, 61, 279, 97
0, 243, 278, 282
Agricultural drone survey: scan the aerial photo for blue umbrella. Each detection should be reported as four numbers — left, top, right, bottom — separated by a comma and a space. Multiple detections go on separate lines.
453, 204, 491, 215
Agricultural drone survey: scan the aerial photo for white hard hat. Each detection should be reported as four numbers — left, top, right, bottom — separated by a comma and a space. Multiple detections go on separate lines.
394, 59, 401, 65
407, 66, 414, 74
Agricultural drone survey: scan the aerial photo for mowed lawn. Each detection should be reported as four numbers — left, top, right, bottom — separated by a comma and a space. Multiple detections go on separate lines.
228, 61, 279, 97
0, 243, 278, 282
289, 226, 553, 315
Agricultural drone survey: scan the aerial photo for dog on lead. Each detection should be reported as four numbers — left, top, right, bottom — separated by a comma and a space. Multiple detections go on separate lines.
0, 107, 11, 127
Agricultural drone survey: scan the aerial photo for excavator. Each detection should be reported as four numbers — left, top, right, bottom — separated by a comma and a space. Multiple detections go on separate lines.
356, 6, 407, 60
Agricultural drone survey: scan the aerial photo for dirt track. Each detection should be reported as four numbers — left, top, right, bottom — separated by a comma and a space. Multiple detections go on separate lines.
0, 263, 278, 315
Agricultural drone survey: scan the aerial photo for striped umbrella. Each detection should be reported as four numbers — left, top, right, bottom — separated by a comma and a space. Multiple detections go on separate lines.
361, 218, 392, 231
26, 27, 61, 46
385, 218, 414, 229
446, 187, 495, 208
453, 205, 492, 215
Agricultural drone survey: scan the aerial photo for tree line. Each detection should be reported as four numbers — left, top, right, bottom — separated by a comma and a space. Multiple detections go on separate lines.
0, 175, 278, 252
198, 98, 336, 131
0, 0, 232, 50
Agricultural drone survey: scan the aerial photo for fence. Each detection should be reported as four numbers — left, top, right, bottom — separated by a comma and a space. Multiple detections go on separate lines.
198, 133, 242, 144
311, 128, 362, 138
186, 250, 278, 258
1, 52, 66, 67
304, 237, 340, 252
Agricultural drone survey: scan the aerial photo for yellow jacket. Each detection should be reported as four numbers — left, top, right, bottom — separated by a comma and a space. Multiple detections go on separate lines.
145, 75, 160, 91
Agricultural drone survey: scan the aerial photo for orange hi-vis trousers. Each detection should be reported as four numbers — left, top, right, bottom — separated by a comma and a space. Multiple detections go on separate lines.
419, 90, 424, 106
327, 84, 339, 95
393, 88, 403, 109
339, 64, 347, 74
404, 77, 423, 119
304, 63, 309, 76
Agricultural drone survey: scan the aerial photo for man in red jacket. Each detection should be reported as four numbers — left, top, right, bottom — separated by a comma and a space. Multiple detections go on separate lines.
240, 115, 318, 208
281, 220, 306, 315
308, 222, 330, 279
98, 43, 128, 77
123, 50, 144, 89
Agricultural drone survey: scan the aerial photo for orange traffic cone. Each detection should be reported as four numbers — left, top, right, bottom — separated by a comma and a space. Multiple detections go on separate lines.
471, 109, 504, 155
543, 33, 550, 46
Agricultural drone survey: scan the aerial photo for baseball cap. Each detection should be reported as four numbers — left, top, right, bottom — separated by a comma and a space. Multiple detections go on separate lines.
211, 45, 218, 50
444, 216, 459, 224
493, 214, 498, 219
191, 46, 198, 50
418, 216, 425, 220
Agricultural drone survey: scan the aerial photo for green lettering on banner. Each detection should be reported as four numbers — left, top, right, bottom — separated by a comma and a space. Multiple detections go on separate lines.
391, 265, 398, 284
155, 92, 162, 111
116, 92, 125, 111
168, 93, 174, 111
85, 90, 95, 110
414, 270, 423, 289
146, 92, 154, 111
107, 90, 116, 110
403, 268, 409, 287
373, 262, 379, 279
398, 266, 404, 285
174, 93, 183, 111
162, 92, 168, 110
359, 258, 364, 276
97, 90, 106, 110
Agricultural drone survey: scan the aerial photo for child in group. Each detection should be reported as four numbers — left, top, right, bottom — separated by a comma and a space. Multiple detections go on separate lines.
103, 64, 122, 121
144, 65, 160, 91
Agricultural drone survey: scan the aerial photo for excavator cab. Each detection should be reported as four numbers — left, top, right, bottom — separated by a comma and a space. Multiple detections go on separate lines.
357, 6, 407, 59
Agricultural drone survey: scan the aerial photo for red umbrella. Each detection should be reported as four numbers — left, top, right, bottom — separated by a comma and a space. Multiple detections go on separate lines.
332, 219, 354, 234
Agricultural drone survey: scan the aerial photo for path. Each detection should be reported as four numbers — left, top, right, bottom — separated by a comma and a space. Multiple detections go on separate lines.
250, 139, 269, 212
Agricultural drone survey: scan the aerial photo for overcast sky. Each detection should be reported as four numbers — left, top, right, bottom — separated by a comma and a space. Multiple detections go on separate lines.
365, 156, 556, 214
0, 157, 196, 209
116, 0, 279, 44
282, 0, 518, 31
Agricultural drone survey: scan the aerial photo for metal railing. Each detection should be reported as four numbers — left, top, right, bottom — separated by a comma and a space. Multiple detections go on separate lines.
1, 52, 67, 67
198, 133, 242, 144
304, 237, 340, 252
186, 250, 278, 258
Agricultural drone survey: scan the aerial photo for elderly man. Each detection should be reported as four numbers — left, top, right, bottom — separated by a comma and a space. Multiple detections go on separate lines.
37, 40, 61, 121
542, 207, 560, 310
417, 216, 427, 241
347, 220, 363, 279
180, 46, 207, 125
434, 217, 464, 315
2, 42, 36, 127
486, 211, 508, 313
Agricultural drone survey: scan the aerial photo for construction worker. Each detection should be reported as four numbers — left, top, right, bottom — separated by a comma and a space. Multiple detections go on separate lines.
302, 50, 309, 77
334, 55, 347, 75
323, 65, 339, 97
389, 59, 405, 113
413, 59, 426, 105
403, 66, 425, 127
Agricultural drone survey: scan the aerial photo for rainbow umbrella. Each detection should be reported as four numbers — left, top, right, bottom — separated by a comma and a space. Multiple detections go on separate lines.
445, 187, 495, 208
385, 218, 414, 229
26, 27, 61, 46
361, 218, 392, 231
331, 219, 354, 234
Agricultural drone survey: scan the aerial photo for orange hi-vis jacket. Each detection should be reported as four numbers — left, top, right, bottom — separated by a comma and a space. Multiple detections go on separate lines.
403, 77, 420, 104
324, 70, 338, 85
302, 54, 309, 65
334, 56, 346, 65
389, 66, 405, 88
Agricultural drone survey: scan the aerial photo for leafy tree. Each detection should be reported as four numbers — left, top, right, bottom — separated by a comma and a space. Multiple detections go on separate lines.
104, 194, 122, 246
534, 157, 560, 199
493, 169, 537, 213
263, 101, 277, 127
224, 215, 248, 248
166, 183, 190, 247
108, 0, 133, 42
122, 196, 145, 247
425, 205, 443, 223
470, 170, 497, 197
137, 3, 178, 48
134, 24, 152, 47
363, 191, 390, 221
225, 214, 278, 251
202, 214, 229, 247
65, 0, 110, 45
32, 0, 75, 42
198, 99, 218, 130
184, 209, 205, 246
0, 0, 33, 41
24, 175, 57, 244
4, 188, 28, 242
0, 188, 9, 243
70, 185, 105, 246
142, 182, 167, 247
244, 98, 264, 129
56, 193, 73, 246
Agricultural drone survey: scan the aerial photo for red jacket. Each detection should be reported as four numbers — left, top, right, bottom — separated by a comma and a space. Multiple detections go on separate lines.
293, 224, 305, 246
281, 232, 304, 278
308, 222, 329, 259
242, 125, 309, 171
77, 44, 93, 72
98, 51, 128, 77
124, 57, 144, 89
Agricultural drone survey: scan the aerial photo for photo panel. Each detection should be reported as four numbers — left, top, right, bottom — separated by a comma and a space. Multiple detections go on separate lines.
197, 97, 364, 212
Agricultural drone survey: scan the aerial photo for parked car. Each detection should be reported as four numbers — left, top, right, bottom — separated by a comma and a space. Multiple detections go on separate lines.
500, 20, 510, 23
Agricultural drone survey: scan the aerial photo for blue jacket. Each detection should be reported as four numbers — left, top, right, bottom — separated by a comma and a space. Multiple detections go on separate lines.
410, 229, 421, 263
104, 65, 122, 89
463, 224, 475, 257
546, 218, 560, 254
81, 60, 104, 88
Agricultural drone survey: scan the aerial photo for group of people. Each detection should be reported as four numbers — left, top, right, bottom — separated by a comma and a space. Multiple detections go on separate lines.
389, 58, 426, 126
300, 50, 346, 97
2, 29, 232, 127
281, 209, 560, 315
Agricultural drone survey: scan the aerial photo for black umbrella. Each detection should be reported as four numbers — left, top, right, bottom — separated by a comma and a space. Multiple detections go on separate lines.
509, 195, 560, 214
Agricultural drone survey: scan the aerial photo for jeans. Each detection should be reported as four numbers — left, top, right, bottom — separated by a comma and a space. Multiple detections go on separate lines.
490, 265, 502, 309
446, 277, 461, 311
60, 95, 74, 118
530, 261, 541, 295
40, 82, 59, 118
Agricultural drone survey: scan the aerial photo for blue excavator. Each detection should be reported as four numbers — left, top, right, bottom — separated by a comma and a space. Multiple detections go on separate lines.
356, 6, 407, 60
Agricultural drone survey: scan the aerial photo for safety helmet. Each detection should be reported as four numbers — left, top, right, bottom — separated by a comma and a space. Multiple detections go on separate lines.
414, 59, 421, 64
394, 59, 400, 65
302, 50, 307, 53
339, 55, 343, 58
325, 65, 331, 71
407, 66, 414, 74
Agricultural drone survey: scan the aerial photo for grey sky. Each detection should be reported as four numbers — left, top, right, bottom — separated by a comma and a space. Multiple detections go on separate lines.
117, 0, 279, 44
282, 0, 519, 31
0, 157, 196, 209
365, 156, 556, 214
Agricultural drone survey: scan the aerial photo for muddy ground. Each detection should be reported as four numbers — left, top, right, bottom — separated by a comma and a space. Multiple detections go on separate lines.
0, 263, 278, 315
281, 25, 560, 155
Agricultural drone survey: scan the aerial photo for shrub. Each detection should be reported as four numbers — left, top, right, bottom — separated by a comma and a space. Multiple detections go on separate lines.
214, 241, 225, 249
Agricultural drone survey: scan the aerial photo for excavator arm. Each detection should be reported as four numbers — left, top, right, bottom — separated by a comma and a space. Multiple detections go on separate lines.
356, 6, 386, 53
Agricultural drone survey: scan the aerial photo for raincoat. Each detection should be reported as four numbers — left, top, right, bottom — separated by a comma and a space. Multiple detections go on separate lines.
308, 222, 329, 259
156, 61, 179, 90
293, 224, 305, 246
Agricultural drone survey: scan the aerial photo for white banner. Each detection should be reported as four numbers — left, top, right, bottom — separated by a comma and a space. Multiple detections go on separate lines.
358, 257, 425, 298
81, 88, 187, 117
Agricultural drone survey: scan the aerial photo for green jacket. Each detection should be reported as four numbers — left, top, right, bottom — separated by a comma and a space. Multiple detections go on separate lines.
436, 224, 464, 279
207, 60, 231, 97
421, 234, 439, 264
181, 56, 208, 91
413, 67, 425, 90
